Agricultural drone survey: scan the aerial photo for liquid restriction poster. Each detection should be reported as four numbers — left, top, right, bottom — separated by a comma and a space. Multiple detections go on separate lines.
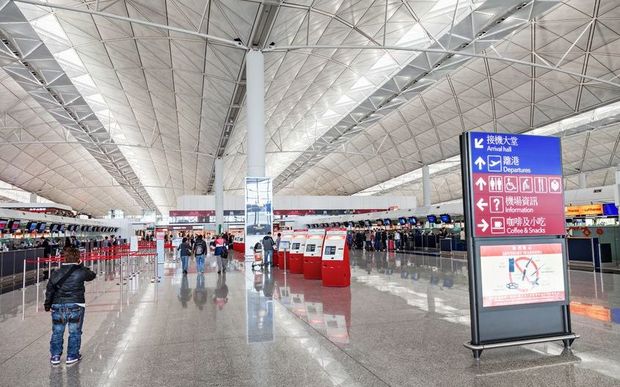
480, 243, 566, 307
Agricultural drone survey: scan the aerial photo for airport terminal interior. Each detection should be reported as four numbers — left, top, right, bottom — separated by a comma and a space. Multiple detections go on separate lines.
0, 0, 620, 386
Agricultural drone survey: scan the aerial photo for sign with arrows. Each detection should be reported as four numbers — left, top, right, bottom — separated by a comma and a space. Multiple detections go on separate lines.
459, 132, 576, 360
467, 132, 565, 238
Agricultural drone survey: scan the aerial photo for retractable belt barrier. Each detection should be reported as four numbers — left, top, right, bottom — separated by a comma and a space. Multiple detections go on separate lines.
20, 243, 158, 320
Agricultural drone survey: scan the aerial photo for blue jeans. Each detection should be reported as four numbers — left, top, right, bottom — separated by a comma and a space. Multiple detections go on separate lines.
50, 303, 85, 358
264, 250, 273, 265
196, 254, 205, 273
180, 255, 189, 272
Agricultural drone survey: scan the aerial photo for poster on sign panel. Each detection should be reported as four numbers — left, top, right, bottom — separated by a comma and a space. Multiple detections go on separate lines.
480, 243, 566, 308
245, 177, 273, 257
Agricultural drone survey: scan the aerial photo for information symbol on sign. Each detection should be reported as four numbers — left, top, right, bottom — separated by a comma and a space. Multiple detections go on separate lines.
488, 176, 503, 192
504, 176, 518, 192
534, 177, 548, 193
490, 217, 505, 234
549, 177, 562, 193
519, 176, 533, 193
489, 196, 504, 213
487, 155, 502, 172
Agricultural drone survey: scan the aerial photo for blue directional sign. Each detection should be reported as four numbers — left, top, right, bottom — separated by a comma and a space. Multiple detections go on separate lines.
467, 131, 565, 237
469, 132, 562, 175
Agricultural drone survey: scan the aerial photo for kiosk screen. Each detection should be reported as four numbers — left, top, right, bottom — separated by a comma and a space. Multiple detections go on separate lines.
292, 243, 300, 250
324, 246, 336, 256
306, 244, 316, 253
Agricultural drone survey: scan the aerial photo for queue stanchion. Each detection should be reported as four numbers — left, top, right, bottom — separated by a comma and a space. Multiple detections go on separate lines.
36, 257, 41, 313
22, 259, 27, 320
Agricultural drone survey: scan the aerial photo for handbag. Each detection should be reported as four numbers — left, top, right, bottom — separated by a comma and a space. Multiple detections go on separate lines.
44, 265, 79, 311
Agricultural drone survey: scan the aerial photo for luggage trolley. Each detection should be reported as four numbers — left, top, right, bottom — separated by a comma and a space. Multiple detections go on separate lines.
251, 242, 263, 271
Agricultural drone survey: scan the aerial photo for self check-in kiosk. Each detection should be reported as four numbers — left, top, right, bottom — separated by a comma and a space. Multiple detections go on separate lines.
303, 229, 326, 280
277, 231, 293, 269
321, 229, 350, 287
289, 230, 307, 274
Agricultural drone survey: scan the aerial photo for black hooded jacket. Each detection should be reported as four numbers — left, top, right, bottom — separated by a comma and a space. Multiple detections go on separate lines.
44, 264, 96, 307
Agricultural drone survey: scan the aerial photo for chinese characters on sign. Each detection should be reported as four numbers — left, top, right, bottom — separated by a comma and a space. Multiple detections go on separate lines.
469, 133, 565, 237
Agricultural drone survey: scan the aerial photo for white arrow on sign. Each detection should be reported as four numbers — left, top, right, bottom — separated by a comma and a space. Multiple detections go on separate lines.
475, 177, 487, 190
477, 219, 489, 232
474, 138, 484, 149
474, 156, 486, 170
476, 198, 488, 212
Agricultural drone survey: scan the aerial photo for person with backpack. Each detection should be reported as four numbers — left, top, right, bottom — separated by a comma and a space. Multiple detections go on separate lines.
214, 235, 227, 274
177, 237, 191, 274
262, 232, 276, 267
193, 235, 207, 273
44, 247, 96, 366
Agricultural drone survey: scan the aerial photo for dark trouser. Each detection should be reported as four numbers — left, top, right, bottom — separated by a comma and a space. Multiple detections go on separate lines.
50, 303, 85, 358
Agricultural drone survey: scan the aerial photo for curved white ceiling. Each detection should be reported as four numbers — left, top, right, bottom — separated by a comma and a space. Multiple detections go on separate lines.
0, 0, 617, 215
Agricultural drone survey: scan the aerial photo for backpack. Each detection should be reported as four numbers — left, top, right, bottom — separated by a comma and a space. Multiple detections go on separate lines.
221, 246, 228, 259
195, 242, 204, 255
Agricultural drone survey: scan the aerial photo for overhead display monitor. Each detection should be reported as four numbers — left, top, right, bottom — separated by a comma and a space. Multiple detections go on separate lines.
364, 220, 371, 227
59, 224, 66, 232
602, 203, 618, 216
0, 219, 7, 231
384, 219, 391, 226
9, 220, 21, 232
427, 215, 437, 224
38, 222, 47, 233
408, 216, 417, 225
399, 217, 406, 225
440, 214, 452, 224
50, 224, 59, 232
27, 222, 38, 233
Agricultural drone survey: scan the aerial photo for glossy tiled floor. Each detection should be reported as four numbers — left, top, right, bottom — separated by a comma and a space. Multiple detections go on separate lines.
1, 250, 619, 386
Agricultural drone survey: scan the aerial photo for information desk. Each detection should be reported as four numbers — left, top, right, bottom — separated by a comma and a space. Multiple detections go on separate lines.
322, 229, 350, 287
303, 229, 326, 280
288, 231, 307, 274
567, 237, 601, 271
0, 248, 45, 293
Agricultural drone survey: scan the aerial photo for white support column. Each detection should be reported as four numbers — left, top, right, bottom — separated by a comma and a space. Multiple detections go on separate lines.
215, 158, 224, 233
422, 165, 431, 207
246, 50, 265, 178
579, 173, 587, 189
614, 166, 620, 209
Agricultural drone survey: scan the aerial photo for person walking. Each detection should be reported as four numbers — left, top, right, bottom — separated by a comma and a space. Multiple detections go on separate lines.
262, 232, 276, 267
193, 235, 207, 273
177, 237, 191, 274
214, 234, 227, 274
44, 247, 96, 366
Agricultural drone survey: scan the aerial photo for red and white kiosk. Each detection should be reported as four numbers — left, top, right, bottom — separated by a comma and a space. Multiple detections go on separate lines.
321, 229, 350, 287
232, 235, 245, 255
288, 230, 307, 274
303, 229, 326, 280
277, 230, 293, 269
